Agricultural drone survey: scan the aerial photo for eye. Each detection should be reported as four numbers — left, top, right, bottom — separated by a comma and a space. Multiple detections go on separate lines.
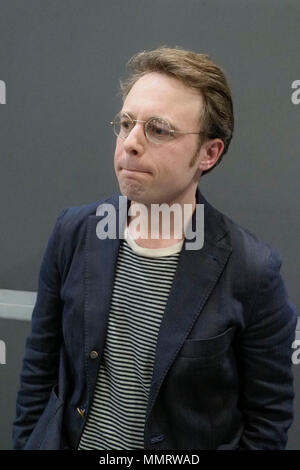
147, 119, 170, 138
118, 115, 134, 135
120, 117, 132, 130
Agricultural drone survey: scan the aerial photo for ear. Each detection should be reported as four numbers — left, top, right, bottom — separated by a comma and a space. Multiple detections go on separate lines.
199, 138, 225, 172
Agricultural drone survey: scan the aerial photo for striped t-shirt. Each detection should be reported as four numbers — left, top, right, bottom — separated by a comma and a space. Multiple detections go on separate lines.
77, 226, 183, 450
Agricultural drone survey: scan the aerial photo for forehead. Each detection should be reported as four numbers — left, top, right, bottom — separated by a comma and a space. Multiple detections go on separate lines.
122, 72, 203, 126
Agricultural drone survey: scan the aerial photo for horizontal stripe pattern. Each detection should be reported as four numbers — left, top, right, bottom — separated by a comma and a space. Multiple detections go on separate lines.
77, 239, 181, 450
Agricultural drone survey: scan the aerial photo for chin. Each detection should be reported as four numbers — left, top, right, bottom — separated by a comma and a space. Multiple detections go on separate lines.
119, 180, 144, 200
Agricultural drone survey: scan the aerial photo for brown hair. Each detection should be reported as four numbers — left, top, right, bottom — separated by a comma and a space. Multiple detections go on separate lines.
119, 46, 234, 175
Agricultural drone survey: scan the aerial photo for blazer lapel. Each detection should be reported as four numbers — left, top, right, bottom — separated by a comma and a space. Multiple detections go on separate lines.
83, 195, 128, 400
145, 188, 233, 421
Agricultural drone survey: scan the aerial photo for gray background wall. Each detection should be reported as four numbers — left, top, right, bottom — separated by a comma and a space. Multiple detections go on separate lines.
0, 0, 299, 450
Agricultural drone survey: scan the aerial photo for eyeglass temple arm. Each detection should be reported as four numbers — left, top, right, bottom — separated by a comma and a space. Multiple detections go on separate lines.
170, 130, 204, 135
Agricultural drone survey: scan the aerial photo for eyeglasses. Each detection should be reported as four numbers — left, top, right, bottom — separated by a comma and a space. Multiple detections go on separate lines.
110, 111, 205, 144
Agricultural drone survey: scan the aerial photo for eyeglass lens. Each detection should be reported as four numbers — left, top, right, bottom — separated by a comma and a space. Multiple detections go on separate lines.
114, 114, 172, 143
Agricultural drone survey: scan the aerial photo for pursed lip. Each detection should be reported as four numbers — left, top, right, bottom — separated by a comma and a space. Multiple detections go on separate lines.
121, 167, 151, 174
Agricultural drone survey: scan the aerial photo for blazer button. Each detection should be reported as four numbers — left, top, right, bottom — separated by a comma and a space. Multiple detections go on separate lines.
89, 350, 99, 359
76, 407, 85, 418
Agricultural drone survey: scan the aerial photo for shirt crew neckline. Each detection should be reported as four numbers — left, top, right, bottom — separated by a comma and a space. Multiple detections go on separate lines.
123, 225, 184, 258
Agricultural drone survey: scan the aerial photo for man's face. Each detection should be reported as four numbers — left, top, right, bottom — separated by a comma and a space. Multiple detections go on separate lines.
114, 72, 207, 206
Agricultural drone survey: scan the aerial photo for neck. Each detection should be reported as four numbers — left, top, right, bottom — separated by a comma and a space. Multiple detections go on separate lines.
127, 193, 197, 249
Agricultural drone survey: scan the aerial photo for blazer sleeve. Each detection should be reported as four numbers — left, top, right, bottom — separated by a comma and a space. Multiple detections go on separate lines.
12, 208, 68, 450
236, 247, 298, 450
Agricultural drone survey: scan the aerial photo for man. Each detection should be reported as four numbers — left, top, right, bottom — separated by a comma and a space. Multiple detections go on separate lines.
12, 46, 297, 450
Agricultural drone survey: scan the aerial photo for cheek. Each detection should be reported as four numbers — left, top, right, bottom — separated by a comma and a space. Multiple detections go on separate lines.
114, 140, 122, 168
161, 149, 192, 175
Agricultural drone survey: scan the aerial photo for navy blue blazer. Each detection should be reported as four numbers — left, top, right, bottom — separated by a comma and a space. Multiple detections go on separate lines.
12, 189, 297, 450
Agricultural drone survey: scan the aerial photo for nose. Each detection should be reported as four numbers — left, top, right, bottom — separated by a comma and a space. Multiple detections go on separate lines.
122, 122, 145, 156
